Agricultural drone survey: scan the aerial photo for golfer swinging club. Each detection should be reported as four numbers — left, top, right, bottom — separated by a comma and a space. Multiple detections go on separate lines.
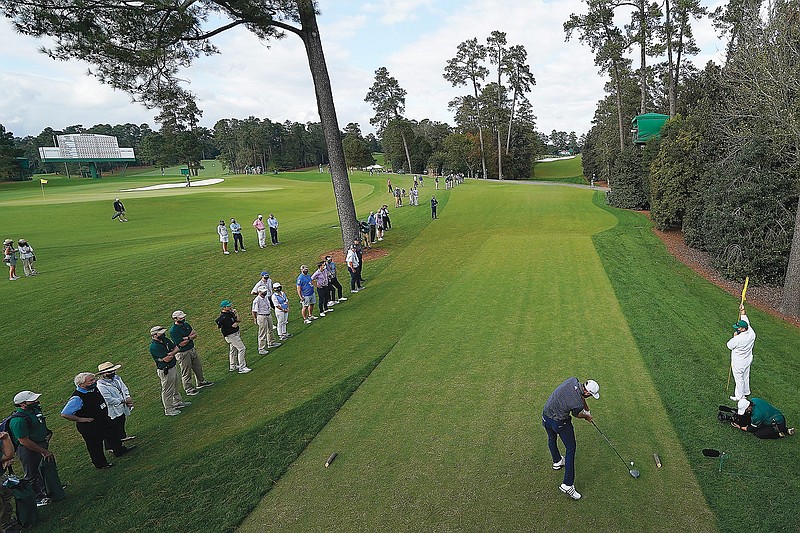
541, 377, 600, 500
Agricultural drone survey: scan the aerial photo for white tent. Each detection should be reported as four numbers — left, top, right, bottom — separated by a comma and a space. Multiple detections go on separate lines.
365, 164, 384, 170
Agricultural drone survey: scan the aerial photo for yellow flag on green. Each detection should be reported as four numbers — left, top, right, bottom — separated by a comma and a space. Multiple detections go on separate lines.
40, 179, 48, 184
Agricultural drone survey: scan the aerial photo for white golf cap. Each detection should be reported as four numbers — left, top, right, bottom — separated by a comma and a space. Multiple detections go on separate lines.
257, 286, 269, 293
150, 325, 167, 335
172, 310, 186, 319
584, 380, 600, 399
272, 282, 281, 289
13, 391, 40, 405
737, 398, 751, 415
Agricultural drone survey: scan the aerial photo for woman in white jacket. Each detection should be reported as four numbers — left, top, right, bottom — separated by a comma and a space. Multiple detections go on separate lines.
17, 239, 38, 276
96, 361, 135, 444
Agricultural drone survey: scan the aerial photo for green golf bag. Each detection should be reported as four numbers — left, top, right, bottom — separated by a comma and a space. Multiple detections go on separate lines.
39, 457, 65, 501
2, 468, 38, 528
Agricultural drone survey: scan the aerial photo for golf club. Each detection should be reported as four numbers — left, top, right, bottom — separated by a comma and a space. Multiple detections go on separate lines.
591, 420, 640, 478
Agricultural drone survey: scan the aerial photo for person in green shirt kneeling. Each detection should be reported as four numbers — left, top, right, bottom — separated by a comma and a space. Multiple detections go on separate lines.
732, 398, 795, 439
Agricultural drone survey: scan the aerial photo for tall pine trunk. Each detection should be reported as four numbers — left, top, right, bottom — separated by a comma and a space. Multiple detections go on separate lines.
472, 81, 488, 179
666, 0, 676, 118
400, 128, 413, 172
297, 0, 359, 251
781, 201, 800, 317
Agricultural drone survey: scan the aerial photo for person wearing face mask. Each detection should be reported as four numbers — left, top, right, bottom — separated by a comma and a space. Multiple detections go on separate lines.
541, 377, 600, 501
325, 255, 346, 305
148, 326, 191, 415
216, 301, 251, 373
271, 283, 291, 341
96, 362, 135, 445
169, 310, 214, 396
61, 373, 135, 469
10, 391, 55, 506
296, 265, 317, 324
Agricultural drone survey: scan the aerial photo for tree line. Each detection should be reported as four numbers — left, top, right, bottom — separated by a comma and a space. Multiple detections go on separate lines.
569, 0, 800, 316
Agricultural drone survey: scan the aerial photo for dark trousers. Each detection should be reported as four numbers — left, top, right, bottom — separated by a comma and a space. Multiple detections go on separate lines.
17, 443, 47, 498
77, 420, 122, 468
754, 420, 789, 439
543, 415, 576, 486
369, 225, 376, 243
356, 262, 364, 283
104, 415, 127, 449
233, 233, 244, 251
329, 277, 343, 299
269, 227, 278, 244
348, 267, 361, 290
317, 286, 329, 312
432, 206, 437, 219
0, 486, 12, 527
384, 214, 391, 229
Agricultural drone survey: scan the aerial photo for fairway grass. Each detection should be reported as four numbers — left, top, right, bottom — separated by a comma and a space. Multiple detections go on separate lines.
531, 154, 586, 184
239, 182, 715, 532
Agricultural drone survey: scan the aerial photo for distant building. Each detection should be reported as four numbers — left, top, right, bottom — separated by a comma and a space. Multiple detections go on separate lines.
39, 134, 136, 178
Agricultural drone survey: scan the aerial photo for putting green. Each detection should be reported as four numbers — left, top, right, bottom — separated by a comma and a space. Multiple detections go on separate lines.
238, 182, 716, 531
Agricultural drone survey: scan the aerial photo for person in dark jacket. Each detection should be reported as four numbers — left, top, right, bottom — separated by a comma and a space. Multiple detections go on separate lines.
216, 300, 251, 374
60, 373, 134, 468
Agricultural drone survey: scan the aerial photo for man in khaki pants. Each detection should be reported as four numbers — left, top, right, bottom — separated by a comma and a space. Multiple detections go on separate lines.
148, 326, 190, 416
252, 287, 281, 355
169, 310, 215, 396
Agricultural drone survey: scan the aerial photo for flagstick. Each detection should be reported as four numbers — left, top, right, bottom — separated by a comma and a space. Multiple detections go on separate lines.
41, 182, 46, 203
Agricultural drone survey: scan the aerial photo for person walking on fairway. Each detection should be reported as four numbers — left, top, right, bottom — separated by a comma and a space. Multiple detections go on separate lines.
112, 198, 127, 221
430, 195, 438, 219
252, 214, 267, 248
728, 304, 755, 402
541, 378, 600, 500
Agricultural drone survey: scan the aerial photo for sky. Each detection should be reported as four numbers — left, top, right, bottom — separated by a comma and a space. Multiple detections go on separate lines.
0, 0, 727, 140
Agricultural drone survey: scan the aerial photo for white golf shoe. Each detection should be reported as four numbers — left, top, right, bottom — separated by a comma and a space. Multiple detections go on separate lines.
559, 484, 581, 500
552, 457, 565, 470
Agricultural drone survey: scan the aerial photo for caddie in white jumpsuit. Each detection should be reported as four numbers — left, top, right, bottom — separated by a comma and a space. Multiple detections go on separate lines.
727, 304, 755, 402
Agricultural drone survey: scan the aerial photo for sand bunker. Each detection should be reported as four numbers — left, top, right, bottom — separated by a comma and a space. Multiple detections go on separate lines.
120, 178, 224, 192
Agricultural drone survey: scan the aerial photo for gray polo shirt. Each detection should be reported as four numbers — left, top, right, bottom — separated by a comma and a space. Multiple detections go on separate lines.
542, 377, 585, 421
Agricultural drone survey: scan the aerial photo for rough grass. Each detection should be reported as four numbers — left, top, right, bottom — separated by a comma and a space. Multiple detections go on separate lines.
592, 192, 800, 532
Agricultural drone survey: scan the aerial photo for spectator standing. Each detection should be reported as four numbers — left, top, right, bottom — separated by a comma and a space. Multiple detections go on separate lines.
96, 362, 135, 444
252, 287, 280, 354
419, 175, 424, 187
359, 220, 372, 249
169, 310, 214, 395
148, 326, 189, 415
353, 238, 365, 286
296, 265, 317, 324
387, 178, 392, 194
271, 283, 291, 340
251, 271, 277, 331
268, 214, 280, 245
367, 211, 377, 244
3, 239, 18, 281
112, 198, 127, 221
216, 300, 251, 373
60, 373, 134, 468
431, 196, 438, 219
252, 215, 267, 248
311, 262, 331, 317
230, 218, 246, 253
381, 205, 391, 230
217, 220, 230, 255
10, 391, 54, 506
0, 430, 16, 527
346, 244, 362, 293
375, 210, 385, 241
435, 176, 439, 190
325, 255, 346, 304
17, 239, 37, 277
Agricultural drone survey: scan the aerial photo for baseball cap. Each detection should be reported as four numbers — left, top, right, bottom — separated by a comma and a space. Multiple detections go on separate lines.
257, 214, 263, 218
737, 398, 751, 415
272, 282, 281, 289
172, 310, 186, 319
13, 391, 40, 405
220, 299, 232, 308
584, 380, 600, 399
150, 325, 167, 335
260, 271, 269, 277
300, 264, 308, 270
732, 319, 748, 330
258, 286, 269, 293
